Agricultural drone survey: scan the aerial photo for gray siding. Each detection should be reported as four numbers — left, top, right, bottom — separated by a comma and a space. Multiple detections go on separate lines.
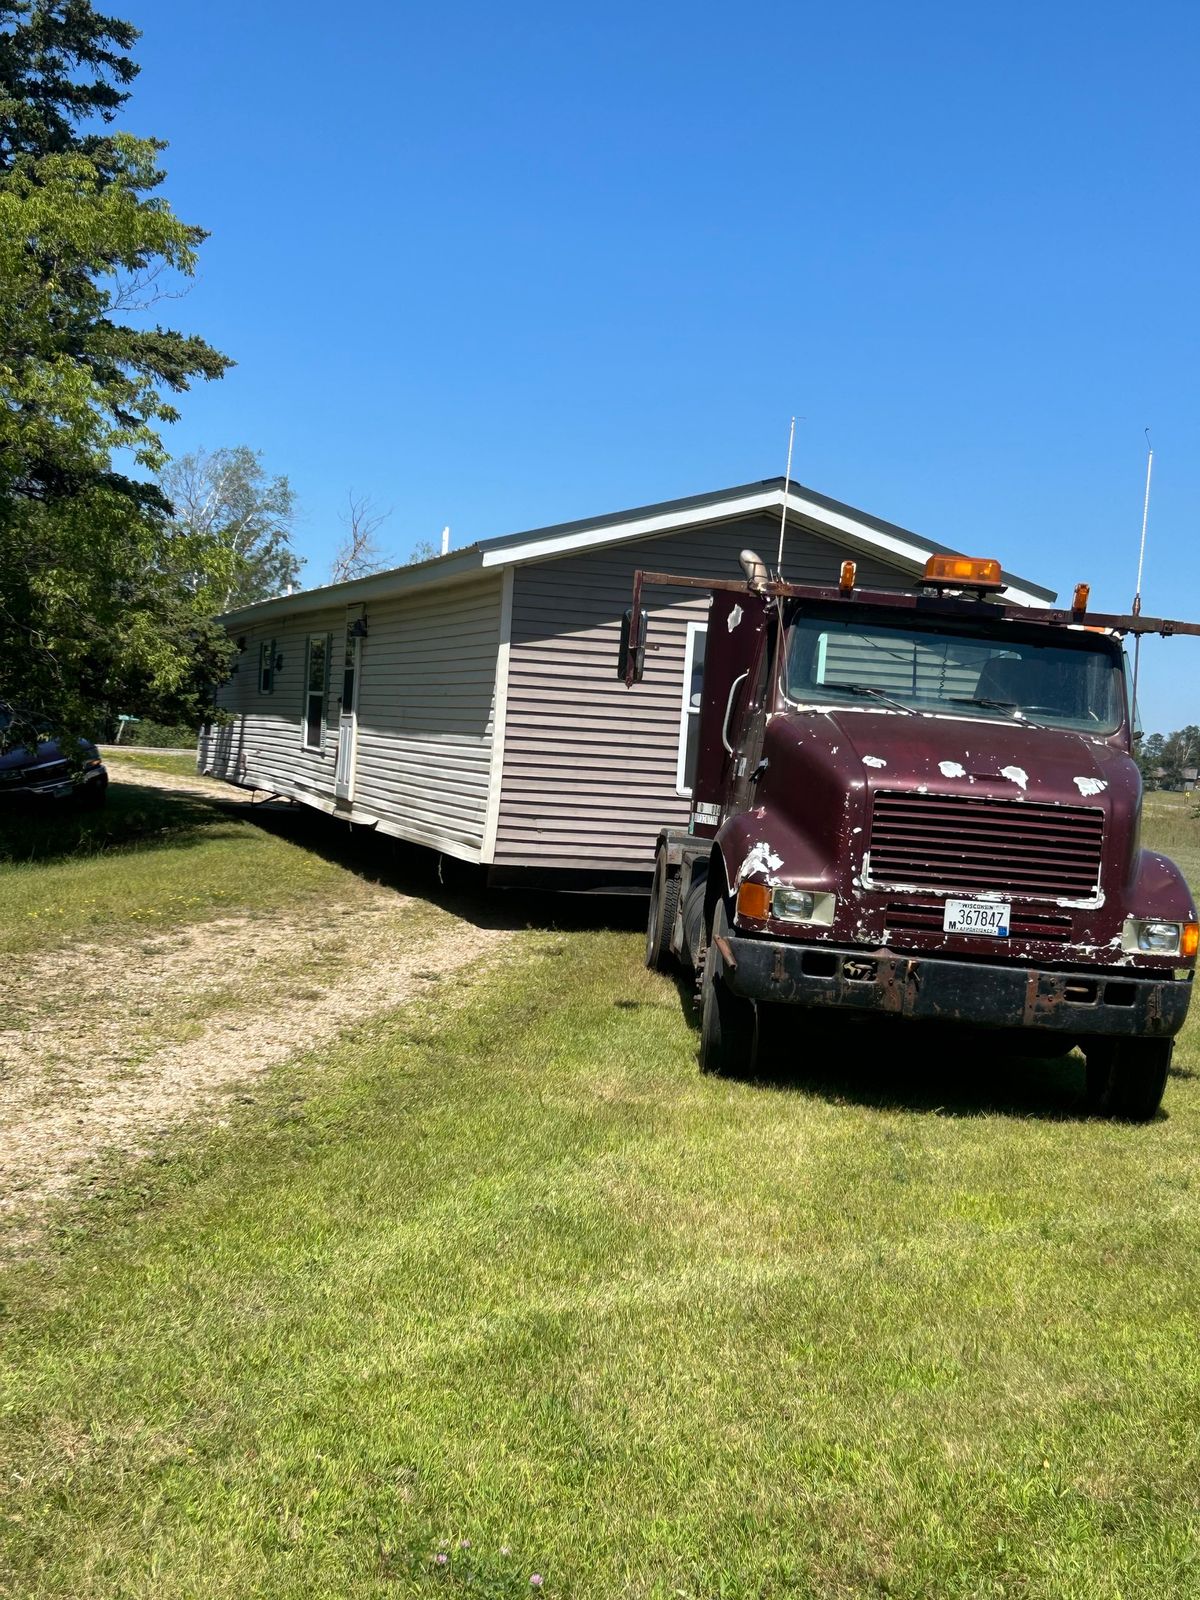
201, 577, 502, 859
492, 514, 915, 871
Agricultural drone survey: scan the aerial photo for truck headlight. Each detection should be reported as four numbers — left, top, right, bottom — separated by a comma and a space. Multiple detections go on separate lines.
770, 887, 837, 926
1122, 918, 1200, 956
772, 887, 814, 921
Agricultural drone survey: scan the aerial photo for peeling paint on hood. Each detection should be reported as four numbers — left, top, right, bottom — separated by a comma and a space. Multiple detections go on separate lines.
737, 841, 783, 885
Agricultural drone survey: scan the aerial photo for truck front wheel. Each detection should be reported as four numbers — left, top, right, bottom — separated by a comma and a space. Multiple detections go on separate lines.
1082, 1037, 1171, 1122
699, 904, 758, 1076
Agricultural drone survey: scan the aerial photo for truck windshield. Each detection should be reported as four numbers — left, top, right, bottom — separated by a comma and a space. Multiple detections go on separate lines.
783, 613, 1125, 732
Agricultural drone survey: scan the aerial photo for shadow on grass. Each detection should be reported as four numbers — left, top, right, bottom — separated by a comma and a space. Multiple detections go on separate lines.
184, 787, 648, 938
666, 971, 1114, 1122
0, 781, 229, 868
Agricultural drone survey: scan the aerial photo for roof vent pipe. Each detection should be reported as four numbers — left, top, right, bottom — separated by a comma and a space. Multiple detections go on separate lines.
739, 549, 770, 592
441, 525, 450, 556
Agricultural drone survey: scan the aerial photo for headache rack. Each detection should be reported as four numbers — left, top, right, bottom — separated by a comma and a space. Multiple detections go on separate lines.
620, 567, 1200, 687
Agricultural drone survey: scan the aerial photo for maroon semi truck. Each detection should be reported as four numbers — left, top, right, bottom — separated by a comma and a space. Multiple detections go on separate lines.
621, 552, 1198, 1120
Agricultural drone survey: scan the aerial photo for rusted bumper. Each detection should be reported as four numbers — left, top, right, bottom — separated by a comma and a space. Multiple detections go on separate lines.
716, 938, 1193, 1038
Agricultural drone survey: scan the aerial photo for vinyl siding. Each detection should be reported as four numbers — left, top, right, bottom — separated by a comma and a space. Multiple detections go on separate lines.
351, 578, 500, 853
199, 605, 345, 798
492, 513, 916, 871
200, 577, 502, 858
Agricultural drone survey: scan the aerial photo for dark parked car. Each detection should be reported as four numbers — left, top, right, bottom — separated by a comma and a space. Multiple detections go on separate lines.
0, 707, 108, 809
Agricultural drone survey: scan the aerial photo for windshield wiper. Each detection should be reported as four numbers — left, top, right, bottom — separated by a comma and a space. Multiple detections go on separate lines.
947, 696, 1044, 728
823, 682, 915, 716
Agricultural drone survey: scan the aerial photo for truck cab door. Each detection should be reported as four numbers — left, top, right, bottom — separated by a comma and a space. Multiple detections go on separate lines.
690, 590, 770, 839
725, 611, 777, 816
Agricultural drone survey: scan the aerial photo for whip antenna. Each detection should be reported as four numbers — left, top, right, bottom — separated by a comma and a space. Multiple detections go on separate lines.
775, 416, 796, 577
1130, 431, 1153, 730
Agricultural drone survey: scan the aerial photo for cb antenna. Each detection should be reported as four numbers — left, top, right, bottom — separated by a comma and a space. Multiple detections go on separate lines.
1130, 429, 1153, 729
775, 415, 796, 577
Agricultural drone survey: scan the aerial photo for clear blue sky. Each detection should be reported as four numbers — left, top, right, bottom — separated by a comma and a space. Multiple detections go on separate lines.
123, 0, 1198, 733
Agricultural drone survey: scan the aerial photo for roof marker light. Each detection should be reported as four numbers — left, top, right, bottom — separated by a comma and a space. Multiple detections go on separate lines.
839, 560, 856, 596
1072, 583, 1090, 617
919, 555, 1004, 591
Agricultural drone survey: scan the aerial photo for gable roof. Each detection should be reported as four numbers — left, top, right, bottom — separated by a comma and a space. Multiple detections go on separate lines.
219, 476, 1056, 626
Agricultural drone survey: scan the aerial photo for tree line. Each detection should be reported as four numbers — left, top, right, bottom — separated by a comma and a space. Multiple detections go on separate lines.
0, 3, 404, 746
1137, 728, 1200, 791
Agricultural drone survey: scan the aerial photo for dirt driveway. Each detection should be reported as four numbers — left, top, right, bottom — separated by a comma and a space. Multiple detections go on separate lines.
1, 762, 515, 1242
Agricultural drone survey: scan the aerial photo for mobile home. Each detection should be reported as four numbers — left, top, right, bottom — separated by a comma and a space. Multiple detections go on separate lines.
200, 478, 1053, 886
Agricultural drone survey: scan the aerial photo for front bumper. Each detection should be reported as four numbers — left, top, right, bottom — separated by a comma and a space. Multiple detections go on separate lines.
0, 765, 105, 802
715, 936, 1193, 1039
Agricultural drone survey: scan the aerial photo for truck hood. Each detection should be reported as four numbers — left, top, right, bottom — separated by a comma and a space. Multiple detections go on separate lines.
0, 735, 66, 771
730, 708, 1141, 901
800, 708, 1134, 806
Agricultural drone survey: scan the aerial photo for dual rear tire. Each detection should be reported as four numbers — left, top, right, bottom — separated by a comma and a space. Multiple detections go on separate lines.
645, 850, 681, 973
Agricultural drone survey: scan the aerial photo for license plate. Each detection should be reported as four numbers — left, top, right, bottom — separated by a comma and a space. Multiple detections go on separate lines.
943, 898, 1010, 937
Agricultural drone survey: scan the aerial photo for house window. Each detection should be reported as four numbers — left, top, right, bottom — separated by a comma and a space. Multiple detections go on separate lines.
676, 621, 707, 796
302, 634, 329, 750
258, 640, 275, 694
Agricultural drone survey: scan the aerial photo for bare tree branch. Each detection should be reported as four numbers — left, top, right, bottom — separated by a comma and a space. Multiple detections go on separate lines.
330, 492, 392, 583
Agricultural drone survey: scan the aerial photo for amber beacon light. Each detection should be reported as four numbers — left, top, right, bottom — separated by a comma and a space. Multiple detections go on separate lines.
920, 554, 1004, 590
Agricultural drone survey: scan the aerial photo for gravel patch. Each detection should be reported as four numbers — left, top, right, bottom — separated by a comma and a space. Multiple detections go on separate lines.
1, 762, 514, 1241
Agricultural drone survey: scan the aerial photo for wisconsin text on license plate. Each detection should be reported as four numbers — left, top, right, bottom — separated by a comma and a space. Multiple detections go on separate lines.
943, 899, 1010, 936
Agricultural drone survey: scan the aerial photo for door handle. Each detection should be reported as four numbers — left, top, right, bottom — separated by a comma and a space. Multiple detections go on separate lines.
722, 671, 749, 754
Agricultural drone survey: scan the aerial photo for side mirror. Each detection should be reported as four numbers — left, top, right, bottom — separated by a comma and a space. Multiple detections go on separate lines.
617, 607, 645, 683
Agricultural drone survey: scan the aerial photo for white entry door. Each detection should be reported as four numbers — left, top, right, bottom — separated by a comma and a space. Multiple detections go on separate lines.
334, 608, 363, 802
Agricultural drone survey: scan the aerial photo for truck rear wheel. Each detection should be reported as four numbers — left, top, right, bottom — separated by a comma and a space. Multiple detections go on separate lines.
645, 850, 681, 973
1082, 1037, 1171, 1122
699, 904, 758, 1076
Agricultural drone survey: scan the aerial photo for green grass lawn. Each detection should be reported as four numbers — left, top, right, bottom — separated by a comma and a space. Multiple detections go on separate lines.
2, 803, 1199, 1598
0, 775, 369, 957
102, 749, 202, 779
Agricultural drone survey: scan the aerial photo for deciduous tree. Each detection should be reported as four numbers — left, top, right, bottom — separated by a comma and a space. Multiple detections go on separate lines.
159, 446, 302, 610
0, 1, 233, 742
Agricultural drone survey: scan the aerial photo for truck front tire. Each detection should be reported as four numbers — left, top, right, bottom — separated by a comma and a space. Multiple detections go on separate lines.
1082, 1036, 1171, 1122
645, 850, 681, 973
699, 903, 758, 1076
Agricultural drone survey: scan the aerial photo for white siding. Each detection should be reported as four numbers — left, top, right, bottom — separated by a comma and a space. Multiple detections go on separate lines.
199, 605, 344, 799
352, 578, 501, 854
200, 577, 502, 860
493, 513, 916, 872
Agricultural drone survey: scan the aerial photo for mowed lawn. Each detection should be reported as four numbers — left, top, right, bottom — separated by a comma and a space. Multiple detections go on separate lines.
2, 798, 1200, 1597
0, 773, 371, 957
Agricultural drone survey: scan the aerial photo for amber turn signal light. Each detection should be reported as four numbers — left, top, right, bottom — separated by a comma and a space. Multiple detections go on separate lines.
736, 881, 771, 921
1182, 922, 1199, 960
839, 559, 856, 595
920, 554, 1003, 590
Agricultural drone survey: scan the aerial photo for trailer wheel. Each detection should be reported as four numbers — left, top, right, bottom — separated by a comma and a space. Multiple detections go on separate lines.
699, 903, 758, 1076
1082, 1037, 1171, 1121
645, 850, 681, 972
